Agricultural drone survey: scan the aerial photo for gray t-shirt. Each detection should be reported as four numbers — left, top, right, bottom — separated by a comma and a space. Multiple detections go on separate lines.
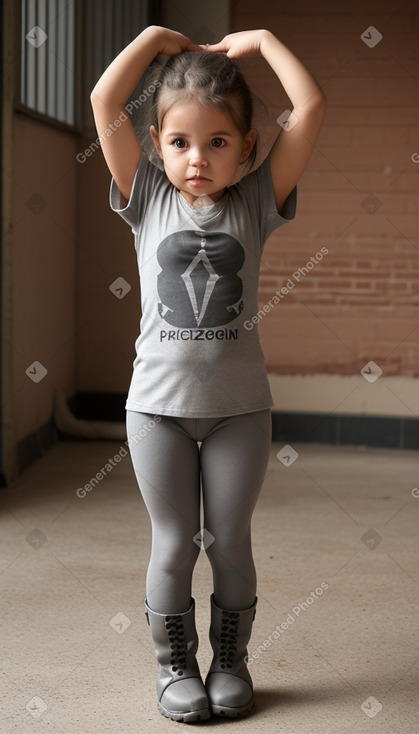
110, 154, 296, 418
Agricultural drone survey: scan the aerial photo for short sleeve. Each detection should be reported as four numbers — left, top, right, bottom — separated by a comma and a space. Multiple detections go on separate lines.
109, 154, 165, 234
236, 155, 297, 245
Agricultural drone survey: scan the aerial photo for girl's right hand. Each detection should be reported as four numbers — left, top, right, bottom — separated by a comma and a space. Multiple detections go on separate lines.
153, 26, 201, 56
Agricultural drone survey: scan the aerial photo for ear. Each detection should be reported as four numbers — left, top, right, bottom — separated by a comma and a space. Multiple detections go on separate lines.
239, 129, 257, 164
149, 125, 162, 158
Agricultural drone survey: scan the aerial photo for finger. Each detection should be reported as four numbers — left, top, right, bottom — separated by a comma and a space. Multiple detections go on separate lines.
204, 41, 229, 53
185, 40, 204, 51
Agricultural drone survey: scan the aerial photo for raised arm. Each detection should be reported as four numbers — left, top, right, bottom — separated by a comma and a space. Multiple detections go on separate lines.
205, 30, 326, 212
90, 25, 201, 202
258, 31, 326, 211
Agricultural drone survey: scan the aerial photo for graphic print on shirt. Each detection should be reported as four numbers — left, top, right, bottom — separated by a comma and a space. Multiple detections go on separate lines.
156, 230, 245, 328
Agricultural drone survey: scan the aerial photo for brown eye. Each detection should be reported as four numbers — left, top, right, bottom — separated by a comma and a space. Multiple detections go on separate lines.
211, 138, 225, 148
173, 138, 187, 149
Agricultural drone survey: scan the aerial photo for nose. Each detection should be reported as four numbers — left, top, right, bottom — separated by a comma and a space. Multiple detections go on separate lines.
189, 146, 207, 168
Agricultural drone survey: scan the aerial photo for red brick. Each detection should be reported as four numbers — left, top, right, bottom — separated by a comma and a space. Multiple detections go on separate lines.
232, 0, 419, 376
316, 280, 352, 289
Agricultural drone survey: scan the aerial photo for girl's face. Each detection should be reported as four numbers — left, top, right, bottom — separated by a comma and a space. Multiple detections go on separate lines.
150, 101, 256, 205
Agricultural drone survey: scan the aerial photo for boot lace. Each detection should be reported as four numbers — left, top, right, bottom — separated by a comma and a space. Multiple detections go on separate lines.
219, 610, 239, 669
165, 615, 187, 675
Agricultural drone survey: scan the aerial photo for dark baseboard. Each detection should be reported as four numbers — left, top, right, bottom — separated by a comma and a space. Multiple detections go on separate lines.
68, 392, 127, 422
4, 394, 418, 488
72, 393, 418, 450
272, 411, 419, 450
1, 393, 128, 487
16, 419, 59, 480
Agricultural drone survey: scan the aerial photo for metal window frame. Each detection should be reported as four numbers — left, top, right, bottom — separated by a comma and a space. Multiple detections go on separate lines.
17, 0, 157, 134
15, 0, 81, 131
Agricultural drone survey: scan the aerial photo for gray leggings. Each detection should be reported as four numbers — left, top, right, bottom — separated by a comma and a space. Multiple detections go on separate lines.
126, 409, 271, 614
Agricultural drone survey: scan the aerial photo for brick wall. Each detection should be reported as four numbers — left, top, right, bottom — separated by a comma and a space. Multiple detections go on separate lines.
231, 0, 419, 375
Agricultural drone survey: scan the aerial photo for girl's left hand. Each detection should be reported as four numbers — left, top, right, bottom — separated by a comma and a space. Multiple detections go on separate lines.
202, 29, 268, 59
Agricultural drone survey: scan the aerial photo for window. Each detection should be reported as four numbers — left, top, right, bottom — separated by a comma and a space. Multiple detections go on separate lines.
20, 0, 153, 130
21, 0, 76, 126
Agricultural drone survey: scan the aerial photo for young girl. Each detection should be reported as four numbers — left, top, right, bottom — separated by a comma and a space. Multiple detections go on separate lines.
91, 25, 325, 722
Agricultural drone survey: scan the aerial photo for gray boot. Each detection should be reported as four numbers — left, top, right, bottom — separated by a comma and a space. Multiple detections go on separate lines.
144, 598, 211, 722
205, 594, 257, 717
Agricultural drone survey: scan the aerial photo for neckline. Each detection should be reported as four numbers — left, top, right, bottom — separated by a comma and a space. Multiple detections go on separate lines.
176, 188, 229, 218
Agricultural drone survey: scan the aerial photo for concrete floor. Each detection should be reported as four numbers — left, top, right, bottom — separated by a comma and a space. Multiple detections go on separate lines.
0, 438, 418, 733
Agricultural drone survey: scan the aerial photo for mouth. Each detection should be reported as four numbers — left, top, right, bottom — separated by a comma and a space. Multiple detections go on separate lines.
187, 175, 212, 189
188, 175, 210, 181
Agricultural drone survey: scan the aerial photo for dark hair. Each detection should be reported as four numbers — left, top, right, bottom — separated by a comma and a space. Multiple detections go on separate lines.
138, 51, 258, 172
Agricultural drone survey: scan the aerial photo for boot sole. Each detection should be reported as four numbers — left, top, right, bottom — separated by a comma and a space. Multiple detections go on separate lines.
158, 702, 212, 722
211, 698, 255, 718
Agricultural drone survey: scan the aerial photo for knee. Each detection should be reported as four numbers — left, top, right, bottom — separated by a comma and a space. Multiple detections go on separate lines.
205, 530, 251, 568
151, 534, 200, 575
